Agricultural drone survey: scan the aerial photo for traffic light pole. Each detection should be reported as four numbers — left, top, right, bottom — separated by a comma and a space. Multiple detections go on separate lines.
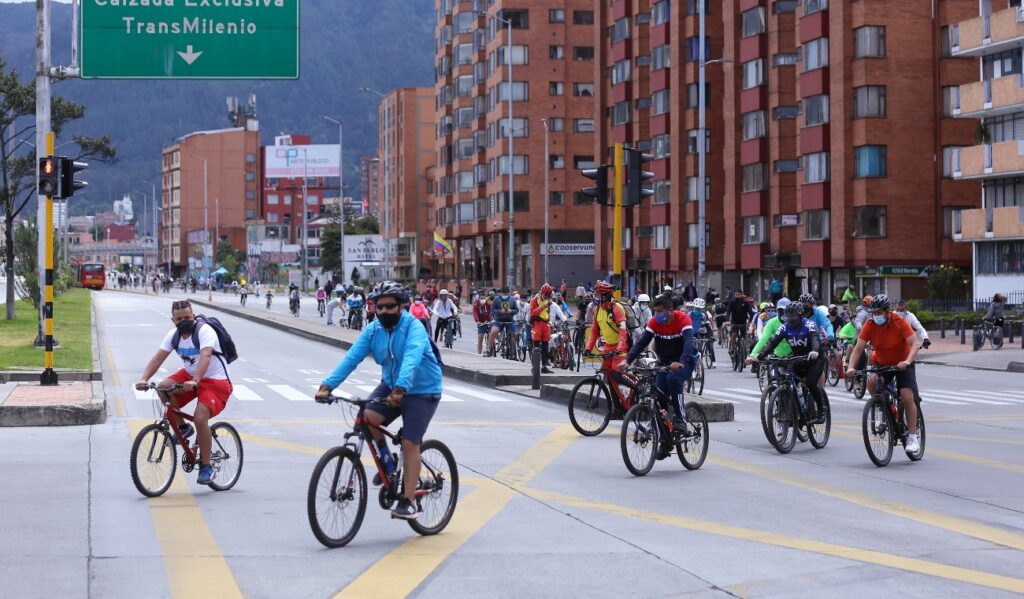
41, 132, 58, 386
612, 142, 624, 284
35, 0, 52, 348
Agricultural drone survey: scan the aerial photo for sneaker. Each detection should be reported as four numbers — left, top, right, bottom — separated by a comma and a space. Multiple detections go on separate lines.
197, 464, 214, 485
391, 498, 418, 520
672, 416, 689, 431
168, 423, 194, 445
905, 433, 921, 455
541, 367, 553, 374
655, 444, 673, 461
707, 364, 716, 369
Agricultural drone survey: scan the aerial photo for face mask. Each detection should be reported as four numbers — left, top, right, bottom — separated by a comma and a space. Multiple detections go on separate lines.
377, 312, 401, 329
175, 319, 195, 335
766, 311, 777, 319
654, 312, 670, 324
873, 315, 887, 325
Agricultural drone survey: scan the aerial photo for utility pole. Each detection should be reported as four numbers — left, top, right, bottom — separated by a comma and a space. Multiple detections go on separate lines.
542, 118, 550, 284
612, 143, 624, 284
697, 0, 708, 299
322, 115, 345, 285
302, 148, 309, 292
35, 0, 52, 340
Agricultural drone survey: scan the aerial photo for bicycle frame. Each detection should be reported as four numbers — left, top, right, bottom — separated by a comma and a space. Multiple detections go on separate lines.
868, 367, 911, 440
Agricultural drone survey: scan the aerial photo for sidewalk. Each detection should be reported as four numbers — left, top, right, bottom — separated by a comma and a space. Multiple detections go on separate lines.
918, 330, 1024, 372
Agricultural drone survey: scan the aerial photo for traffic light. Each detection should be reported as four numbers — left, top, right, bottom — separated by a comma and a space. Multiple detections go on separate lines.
58, 157, 88, 198
581, 165, 610, 205
625, 148, 654, 206
38, 157, 59, 197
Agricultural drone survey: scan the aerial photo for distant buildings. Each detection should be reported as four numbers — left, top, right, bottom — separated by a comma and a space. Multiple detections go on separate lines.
360, 155, 381, 214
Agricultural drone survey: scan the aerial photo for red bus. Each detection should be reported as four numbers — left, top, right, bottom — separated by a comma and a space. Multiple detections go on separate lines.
79, 263, 105, 290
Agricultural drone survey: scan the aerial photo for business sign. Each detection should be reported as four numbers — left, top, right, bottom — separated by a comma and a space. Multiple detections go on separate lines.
344, 235, 385, 264
860, 266, 931, 278
80, 0, 299, 79
543, 243, 595, 256
264, 145, 340, 178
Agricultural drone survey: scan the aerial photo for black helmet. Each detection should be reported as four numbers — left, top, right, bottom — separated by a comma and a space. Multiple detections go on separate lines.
652, 293, 674, 310
798, 293, 815, 305
369, 280, 408, 304
786, 302, 805, 320
870, 294, 891, 311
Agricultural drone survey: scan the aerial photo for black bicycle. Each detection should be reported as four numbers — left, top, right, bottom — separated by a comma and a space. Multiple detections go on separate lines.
862, 365, 925, 467
441, 317, 457, 349
973, 318, 1004, 351
318, 298, 326, 318
759, 355, 831, 454
308, 395, 459, 547
695, 333, 715, 368
620, 364, 709, 476
730, 328, 751, 372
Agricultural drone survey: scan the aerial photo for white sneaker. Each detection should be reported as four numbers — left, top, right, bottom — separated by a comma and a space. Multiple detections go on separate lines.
905, 433, 920, 455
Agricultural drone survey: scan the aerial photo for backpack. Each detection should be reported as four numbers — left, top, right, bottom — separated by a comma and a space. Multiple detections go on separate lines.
172, 315, 239, 367
615, 300, 640, 331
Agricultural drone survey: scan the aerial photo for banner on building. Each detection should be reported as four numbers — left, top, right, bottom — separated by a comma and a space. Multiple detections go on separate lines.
344, 235, 385, 264
264, 145, 340, 178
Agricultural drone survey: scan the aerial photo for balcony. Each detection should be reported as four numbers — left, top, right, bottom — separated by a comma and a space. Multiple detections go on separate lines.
954, 206, 1024, 241
953, 6, 1024, 57
958, 140, 1024, 179
956, 75, 1024, 118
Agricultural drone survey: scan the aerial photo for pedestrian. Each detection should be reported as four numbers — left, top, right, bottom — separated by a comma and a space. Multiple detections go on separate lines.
684, 281, 697, 302
769, 277, 784, 304
559, 278, 568, 297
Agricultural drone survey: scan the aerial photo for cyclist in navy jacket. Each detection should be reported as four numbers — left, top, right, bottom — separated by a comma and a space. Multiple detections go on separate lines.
752, 301, 826, 424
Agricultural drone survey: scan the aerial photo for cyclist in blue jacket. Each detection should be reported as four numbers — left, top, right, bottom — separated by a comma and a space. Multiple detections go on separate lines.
315, 281, 442, 521
751, 301, 827, 423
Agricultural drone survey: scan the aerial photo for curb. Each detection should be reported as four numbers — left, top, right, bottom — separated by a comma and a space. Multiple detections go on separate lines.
534, 383, 734, 422
917, 359, 1024, 373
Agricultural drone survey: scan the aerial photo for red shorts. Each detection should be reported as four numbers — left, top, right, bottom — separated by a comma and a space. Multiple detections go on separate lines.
168, 369, 232, 417
531, 321, 551, 343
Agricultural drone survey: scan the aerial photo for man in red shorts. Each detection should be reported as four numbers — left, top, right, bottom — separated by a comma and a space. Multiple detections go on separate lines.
136, 300, 233, 485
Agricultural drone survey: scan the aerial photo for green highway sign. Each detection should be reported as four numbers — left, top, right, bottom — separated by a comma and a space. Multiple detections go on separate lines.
80, 0, 299, 79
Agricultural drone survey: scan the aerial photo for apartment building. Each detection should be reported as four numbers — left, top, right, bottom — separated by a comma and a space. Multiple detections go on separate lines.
951, 0, 1024, 300
360, 155, 381, 214
431, 0, 605, 289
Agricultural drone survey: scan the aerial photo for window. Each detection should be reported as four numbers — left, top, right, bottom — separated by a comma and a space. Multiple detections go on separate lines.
853, 206, 887, 238
497, 117, 528, 138
742, 163, 767, 192
688, 223, 711, 247
498, 44, 529, 66
497, 81, 529, 101
573, 191, 593, 205
801, 210, 828, 240
804, 152, 829, 183
977, 240, 1024, 274
549, 45, 564, 59
456, 171, 475, 192
942, 206, 970, 238
686, 36, 709, 62
573, 46, 595, 61
854, 85, 886, 118
456, 75, 473, 97
854, 26, 885, 58
245, 171, 255, 181
983, 50, 1023, 81
855, 145, 887, 177
454, 11, 474, 34
686, 0, 710, 15
550, 154, 565, 169
687, 83, 711, 107
549, 9, 564, 23
804, 0, 827, 15
611, 17, 631, 43
652, 0, 670, 25
942, 146, 962, 177
613, 101, 632, 125
573, 83, 595, 97
573, 119, 595, 133
773, 0, 797, 14
804, 94, 829, 126
803, 37, 828, 71
246, 153, 255, 163
612, 59, 631, 84
501, 9, 529, 29
653, 225, 671, 249
773, 53, 798, 66
458, 202, 475, 224
574, 155, 596, 169
775, 159, 800, 173
940, 25, 958, 57
984, 113, 1024, 143
742, 7, 766, 38
744, 216, 767, 244
743, 59, 764, 89
549, 81, 564, 96
456, 42, 473, 65
573, 10, 594, 25
654, 180, 672, 204
687, 129, 710, 154
652, 44, 671, 70
498, 191, 530, 212
942, 86, 960, 116
456, 138, 475, 160
653, 134, 671, 159
267, 194, 279, 205
773, 105, 800, 120
687, 176, 710, 202
549, 191, 564, 205
548, 117, 564, 132
455, 107, 474, 128
652, 90, 670, 115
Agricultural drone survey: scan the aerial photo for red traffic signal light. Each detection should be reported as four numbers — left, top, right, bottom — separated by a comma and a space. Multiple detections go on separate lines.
38, 157, 59, 197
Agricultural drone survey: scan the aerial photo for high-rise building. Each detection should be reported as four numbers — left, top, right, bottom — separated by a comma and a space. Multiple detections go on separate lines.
594, 0, 977, 302
949, 1, 1024, 300
377, 87, 436, 280
431, 0, 605, 289
360, 155, 381, 215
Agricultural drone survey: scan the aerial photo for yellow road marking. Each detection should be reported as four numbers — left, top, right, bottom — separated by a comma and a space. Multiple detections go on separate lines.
97, 308, 125, 417
711, 454, 1024, 551
522, 487, 1024, 595
239, 432, 324, 457
334, 424, 578, 598
128, 419, 242, 598
833, 428, 1024, 475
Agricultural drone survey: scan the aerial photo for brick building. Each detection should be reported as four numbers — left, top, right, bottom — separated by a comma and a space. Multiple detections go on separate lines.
595, 0, 977, 302
360, 155, 381, 214
431, 0, 605, 290
950, 1, 1024, 300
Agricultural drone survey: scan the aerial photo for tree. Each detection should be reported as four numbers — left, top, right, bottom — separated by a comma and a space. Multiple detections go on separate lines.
345, 215, 379, 235
13, 221, 69, 310
927, 264, 969, 299
89, 224, 105, 241
1, 55, 117, 319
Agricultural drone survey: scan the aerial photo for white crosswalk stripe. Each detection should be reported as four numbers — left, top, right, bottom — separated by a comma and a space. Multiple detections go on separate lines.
923, 390, 1012, 405
963, 390, 1024, 404
232, 384, 264, 402
445, 382, 512, 402
268, 384, 312, 402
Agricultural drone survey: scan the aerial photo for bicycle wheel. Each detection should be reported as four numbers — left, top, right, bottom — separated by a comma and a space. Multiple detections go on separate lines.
845, 369, 855, 392
767, 388, 797, 454
992, 326, 1004, 350
906, 400, 926, 462
759, 384, 776, 443
408, 439, 459, 536
853, 373, 867, 400
703, 343, 713, 368
807, 389, 831, 450
825, 353, 840, 387
208, 422, 244, 491
568, 377, 613, 436
130, 423, 177, 497
307, 446, 367, 548
444, 328, 453, 350
757, 361, 770, 392
620, 402, 659, 476
731, 346, 741, 371
862, 396, 895, 467
688, 361, 704, 396
676, 403, 709, 470
972, 327, 984, 351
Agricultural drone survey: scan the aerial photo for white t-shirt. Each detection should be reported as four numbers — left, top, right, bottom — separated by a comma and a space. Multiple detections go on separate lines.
159, 324, 229, 380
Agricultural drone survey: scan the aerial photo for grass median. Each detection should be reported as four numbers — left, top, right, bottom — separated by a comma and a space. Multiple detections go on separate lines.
0, 288, 93, 371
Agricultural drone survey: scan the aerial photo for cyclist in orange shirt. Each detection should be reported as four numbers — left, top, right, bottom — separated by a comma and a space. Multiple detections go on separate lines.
585, 281, 634, 414
530, 284, 555, 373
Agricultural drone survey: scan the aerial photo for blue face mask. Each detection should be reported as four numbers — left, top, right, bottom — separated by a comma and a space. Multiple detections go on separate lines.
873, 315, 887, 325
654, 312, 670, 324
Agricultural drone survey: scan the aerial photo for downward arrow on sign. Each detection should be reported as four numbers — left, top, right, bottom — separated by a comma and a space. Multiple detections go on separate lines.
176, 45, 203, 65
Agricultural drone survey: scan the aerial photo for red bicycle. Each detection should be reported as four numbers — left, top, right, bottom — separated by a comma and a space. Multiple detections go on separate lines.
129, 382, 244, 497
568, 351, 639, 436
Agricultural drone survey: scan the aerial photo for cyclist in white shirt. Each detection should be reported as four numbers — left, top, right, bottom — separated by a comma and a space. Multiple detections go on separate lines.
431, 289, 459, 343
895, 299, 931, 349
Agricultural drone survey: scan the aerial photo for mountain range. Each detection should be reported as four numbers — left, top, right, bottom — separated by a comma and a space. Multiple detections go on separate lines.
0, 0, 435, 218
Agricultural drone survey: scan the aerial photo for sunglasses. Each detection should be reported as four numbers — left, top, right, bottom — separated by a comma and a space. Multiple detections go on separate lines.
375, 302, 400, 310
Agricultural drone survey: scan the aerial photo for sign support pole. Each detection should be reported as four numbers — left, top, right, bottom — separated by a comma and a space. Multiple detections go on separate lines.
612, 142, 624, 291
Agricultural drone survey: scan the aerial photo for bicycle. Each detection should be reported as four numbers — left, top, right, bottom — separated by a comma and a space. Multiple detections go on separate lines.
549, 322, 576, 370
129, 382, 244, 497
568, 351, 636, 436
694, 333, 714, 368
824, 342, 844, 387
349, 308, 365, 331
492, 324, 518, 360
515, 321, 531, 361
307, 395, 459, 548
686, 351, 704, 396
265, 293, 273, 309
973, 318, 1004, 351
730, 327, 750, 372
758, 356, 831, 454
318, 298, 326, 318
862, 365, 926, 467
442, 317, 457, 350
289, 296, 300, 317
620, 363, 709, 476
240, 291, 248, 307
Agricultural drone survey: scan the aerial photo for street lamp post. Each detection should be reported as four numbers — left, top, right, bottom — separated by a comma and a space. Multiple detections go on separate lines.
302, 149, 309, 293
189, 154, 211, 300
542, 118, 550, 284
322, 115, 345, 287
129, 190, 148, 275
360, 86, 391, 281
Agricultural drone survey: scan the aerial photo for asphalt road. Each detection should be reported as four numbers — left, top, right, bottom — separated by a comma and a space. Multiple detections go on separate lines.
2, 291, 1023, 598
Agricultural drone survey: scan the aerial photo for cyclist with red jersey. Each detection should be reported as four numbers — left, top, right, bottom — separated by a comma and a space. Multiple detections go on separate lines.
585, 281, 634, 414
472, 291, 493, 355
530, 284, 556, 373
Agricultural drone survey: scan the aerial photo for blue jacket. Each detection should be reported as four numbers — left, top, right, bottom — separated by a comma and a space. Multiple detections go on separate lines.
811, 304, 835, 341
322, 311, 442, 394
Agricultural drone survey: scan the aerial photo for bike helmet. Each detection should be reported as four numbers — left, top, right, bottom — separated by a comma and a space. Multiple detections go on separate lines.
440, 289, 449, 296
776, 297, 791, 311
540, 283, 553, 297
369, 280, 409, 304
828, 305, 840, 316
798, 293, 816, 306
593, 280, 615, 298
637, 293, 651, 303
692, 298, 706, 309
785, 301, 805, 320
870, 294, 891, 311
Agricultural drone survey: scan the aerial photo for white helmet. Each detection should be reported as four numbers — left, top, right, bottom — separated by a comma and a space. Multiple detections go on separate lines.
440, 289, 449, 295
692, 298, 706, 309
663, 285, 673, 292
637, 294, 651, 302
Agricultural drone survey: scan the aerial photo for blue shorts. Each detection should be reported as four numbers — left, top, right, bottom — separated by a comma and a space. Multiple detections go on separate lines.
477, 323, 491, 335
491, 321, 516, 333
366, 382, 441, 444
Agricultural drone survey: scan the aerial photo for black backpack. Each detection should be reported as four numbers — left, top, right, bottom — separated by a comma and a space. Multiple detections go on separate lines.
172, 315, 239, 366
